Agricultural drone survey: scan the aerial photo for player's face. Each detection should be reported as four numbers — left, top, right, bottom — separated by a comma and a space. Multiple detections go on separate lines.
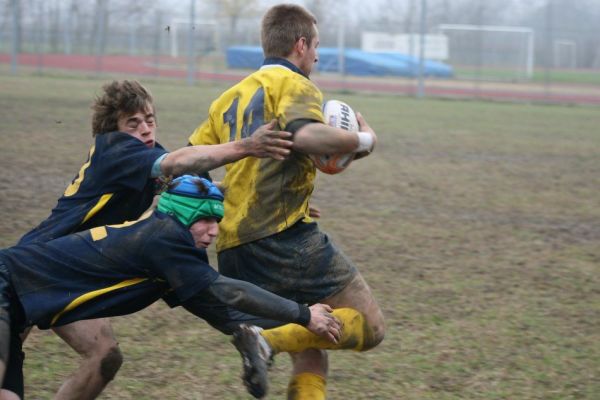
299, 25, 319, 76
189, 218, 220, 248
117, 105, 157, 148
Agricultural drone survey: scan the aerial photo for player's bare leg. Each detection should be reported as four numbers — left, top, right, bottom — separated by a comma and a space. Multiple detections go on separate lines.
0, 293, 16, 400
285, 273, 385, 399
0, 389, 20, 400
321, 273, 385, 349
287, 349, 328, 400
0, 326, 6, 389
0, 315, 20, 400
52, 318, 122, 400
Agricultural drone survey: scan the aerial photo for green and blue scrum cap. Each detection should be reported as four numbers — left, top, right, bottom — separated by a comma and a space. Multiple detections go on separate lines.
157, 175, 224, 227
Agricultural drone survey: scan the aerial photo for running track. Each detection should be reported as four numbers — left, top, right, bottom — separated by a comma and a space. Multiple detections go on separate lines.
2, 53, 600, 105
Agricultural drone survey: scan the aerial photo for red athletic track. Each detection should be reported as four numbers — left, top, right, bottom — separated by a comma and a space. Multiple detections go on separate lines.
2, 53, 600, 105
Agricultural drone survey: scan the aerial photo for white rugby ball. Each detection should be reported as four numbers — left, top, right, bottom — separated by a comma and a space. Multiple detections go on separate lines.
310, 100, 358, 175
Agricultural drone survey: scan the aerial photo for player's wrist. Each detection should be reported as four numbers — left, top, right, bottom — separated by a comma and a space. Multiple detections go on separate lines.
297, 304, 311, 326
238, 136, 257, 156
355, 131, 374, 153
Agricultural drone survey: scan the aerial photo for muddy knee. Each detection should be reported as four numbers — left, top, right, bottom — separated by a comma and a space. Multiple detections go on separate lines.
362, 315, 386, 351
362, 325, 385, 351
100, 346, 123, 383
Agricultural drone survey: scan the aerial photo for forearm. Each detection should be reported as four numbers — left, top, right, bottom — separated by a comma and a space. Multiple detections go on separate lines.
184, 275, 310, 327
161, 141, 250, 176
292, 123, 359, 155
181, 296, 286, 334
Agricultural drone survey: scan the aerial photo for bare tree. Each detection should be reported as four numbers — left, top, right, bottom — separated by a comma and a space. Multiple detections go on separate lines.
403, 0, 417, 33
48, 0, 61, 52
6, 0, 23, 53
218, 0, 259, 45
362, 0, 421, 34
70, 1, 88, 54
305, 0, 327, 24
89, 0, 108, 54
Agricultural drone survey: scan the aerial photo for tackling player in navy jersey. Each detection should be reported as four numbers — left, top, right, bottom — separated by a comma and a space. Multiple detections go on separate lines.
0, 176, 343, 399
10, 80, 293, 400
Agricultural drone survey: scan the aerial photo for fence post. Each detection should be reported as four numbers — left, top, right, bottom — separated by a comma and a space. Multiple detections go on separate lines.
36, 0, 46, 75
10, 0, 19, 74
187, 0, 196, 86
154, 10, 162, 76
337, 5, 346, 77
417, 0, 427, 98
544, 0, 554, 97
95, 0, 106, 75
64, 1, 73, 55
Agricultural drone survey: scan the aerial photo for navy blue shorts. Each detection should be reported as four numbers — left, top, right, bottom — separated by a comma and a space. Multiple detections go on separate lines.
218, 221, 357, 305
0, 261, 25, 399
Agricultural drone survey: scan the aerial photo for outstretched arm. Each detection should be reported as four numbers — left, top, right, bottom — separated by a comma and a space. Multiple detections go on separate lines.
182, 275, 340, 341
161, 120, 293, 176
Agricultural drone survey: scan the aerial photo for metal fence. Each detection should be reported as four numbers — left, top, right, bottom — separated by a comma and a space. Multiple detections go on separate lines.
1, 0, 599, 105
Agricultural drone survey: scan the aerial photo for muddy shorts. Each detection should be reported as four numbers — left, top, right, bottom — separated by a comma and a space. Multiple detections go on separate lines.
218, 221, 357, 305
0, 261, 25, 399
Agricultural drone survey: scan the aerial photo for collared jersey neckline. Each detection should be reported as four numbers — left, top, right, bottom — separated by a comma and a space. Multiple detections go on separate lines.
261, 57, 309, 79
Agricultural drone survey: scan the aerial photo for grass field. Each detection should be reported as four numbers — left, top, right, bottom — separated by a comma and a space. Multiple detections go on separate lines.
454, 65, 600, 85
0, 72, 599, 399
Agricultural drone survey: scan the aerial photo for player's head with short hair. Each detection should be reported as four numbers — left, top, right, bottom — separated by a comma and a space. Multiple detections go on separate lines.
157, 175, 225, 227
261, 4, 317, 59
91, 80, 155, 136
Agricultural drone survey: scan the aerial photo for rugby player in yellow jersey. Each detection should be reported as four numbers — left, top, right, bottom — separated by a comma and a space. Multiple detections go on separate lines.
188, 4, 385, 399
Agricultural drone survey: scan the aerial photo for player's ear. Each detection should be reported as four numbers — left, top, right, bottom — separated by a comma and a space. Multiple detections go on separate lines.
295, 37, 306, 54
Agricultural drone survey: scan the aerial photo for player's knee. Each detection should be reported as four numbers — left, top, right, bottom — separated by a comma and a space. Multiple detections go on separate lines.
99, 346, 123, 383
361, 315, 385, 351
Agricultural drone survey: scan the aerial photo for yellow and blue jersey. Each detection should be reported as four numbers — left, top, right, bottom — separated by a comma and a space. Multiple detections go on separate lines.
19, 131, 167, 245
189, 58, 325, 251
1, 211, 219, 329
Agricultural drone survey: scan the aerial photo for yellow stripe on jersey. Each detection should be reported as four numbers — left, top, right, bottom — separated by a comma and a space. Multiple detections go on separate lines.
81, 193, 114, 224
64, 145, 95, 197
89, 211, 154, 242
189, 65, 324, 251
90, 226, 108, 241
50, 277, 148, 326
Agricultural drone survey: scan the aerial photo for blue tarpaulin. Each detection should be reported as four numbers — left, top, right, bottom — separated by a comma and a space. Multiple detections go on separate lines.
226, 46, 453, 78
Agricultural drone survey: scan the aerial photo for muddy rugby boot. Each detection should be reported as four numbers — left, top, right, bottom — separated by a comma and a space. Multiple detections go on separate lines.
232, 324, 273, 398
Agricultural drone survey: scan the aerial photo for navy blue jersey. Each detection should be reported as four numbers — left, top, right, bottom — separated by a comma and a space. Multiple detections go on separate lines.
1, 212, 219, 329
19, 132, 167, 245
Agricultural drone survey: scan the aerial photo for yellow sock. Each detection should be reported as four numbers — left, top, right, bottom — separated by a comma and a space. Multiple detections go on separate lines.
261, 308, 369, 354
287, 372, 326, 400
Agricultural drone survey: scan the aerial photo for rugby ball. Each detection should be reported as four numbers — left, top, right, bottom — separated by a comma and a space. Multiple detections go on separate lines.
310, 100, 358, 175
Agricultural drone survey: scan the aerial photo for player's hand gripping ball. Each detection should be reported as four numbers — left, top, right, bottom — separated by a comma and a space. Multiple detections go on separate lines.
310, 100, 359, 174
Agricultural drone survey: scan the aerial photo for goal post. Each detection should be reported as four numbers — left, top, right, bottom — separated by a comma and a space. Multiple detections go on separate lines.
438, 24, 535, 81
553, 40, 576, 69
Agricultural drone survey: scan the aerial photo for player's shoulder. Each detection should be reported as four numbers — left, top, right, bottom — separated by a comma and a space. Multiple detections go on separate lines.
96, 132, 165, 165
94, 131, 145, 154
260, 65, 315, 86
146, 211, 192, 243
262, 69, 321, 105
